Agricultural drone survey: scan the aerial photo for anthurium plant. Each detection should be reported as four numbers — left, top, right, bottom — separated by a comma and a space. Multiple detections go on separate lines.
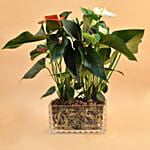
2, 7, 144, 104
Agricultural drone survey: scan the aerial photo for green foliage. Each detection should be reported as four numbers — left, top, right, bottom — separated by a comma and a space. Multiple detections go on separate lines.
55, 72, 70, 79
98, 48, 111, 63
96, 92, 105, 102
74, 82, 83, 90
80, 7, 99, 20
100, 34, 137, 61
3, 25, 46, 49
2, 32, 46, 49
2, 8, 144, 102
41, 86, 56, 99
83, 15, 92, 32
60, 11, 72, 19
46, 20, 60, 33
30, 44, 47, 60
63, 40, 82, 81
105, 68, 124, 76
66, 87, 74, 101
112, 29, 144, 53
101, 83, 108, 93
62, 19, 82, 41
83, 45, 107, 81
50, 38, 68, 62
82, 32, 101, 45
22, 58, 45, 79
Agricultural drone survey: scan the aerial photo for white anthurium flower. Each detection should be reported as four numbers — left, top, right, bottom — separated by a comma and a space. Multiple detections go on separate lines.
93, 7, 116, 17
93, 7, 100, 15
99, 26, 108, 35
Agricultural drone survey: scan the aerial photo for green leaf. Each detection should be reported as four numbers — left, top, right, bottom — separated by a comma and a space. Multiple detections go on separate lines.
112, 29, 144, 53
30, 44, 47, 60
46, 20, 60, 33
74, 48, 82, 79
100, 34, 137, 61
101, 83, 108, 93
74, 82, 83, 90
82, 32, 93, 42
82, 32, 100, 44
99, 21, 107, 29
80, 7, 99, 20
47, 34, 68, 61
55, 72, 70, 79
83, 15, 92, 32
63, 40, 82, 80
98, 48, 111, 63
47, 34, 58, 50
105, 68, 124, 76
35, 23, 46, 36
50, 38, 68, 62
22, 58, 45, 79
96, 91, 105, 102
83, 45, 107, 80
3, 25, 46, 49
74, 41, 86, 63
94, 33, 101, 41
80, 65, 91, 76
62, 19, 82, 41
41, 86, 56, 99
60, 11, 72, 19
66, 87, 74, 101
104, 51, 118, 64
57, 83, 64, 98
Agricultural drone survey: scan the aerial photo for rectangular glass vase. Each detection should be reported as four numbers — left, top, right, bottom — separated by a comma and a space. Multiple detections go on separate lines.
48, 100, 106, 134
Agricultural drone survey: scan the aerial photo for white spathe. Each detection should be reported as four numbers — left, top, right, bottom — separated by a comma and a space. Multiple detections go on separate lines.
93, 7, 116, 17
99, 26, 108, 35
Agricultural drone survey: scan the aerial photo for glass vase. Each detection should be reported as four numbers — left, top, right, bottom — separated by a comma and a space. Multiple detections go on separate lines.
48, 100, 106, 134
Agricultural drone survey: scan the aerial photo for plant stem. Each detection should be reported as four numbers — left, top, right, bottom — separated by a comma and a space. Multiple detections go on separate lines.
107, 53, 121, 81
45, 66, 55, 81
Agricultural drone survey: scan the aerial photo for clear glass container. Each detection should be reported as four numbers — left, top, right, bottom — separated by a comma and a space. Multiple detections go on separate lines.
48, 100, 106, 134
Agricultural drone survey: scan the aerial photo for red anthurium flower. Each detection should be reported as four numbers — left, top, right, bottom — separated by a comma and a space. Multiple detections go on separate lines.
38, 20, 46, 24
37, 47, 48, 52
38, 15, 65, 24
45, 14, 58, 20
45, 15, 65, 23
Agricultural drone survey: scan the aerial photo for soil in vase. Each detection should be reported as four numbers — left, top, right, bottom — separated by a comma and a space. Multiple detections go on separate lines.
49, 98, 106, 133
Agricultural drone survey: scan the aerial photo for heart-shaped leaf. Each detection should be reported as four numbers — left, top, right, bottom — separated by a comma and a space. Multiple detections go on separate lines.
50, 38, 68, 62
62, 19, 82, 41
112, 29, 144, 53
100, 34, 137, 61
46, 20, 60, 33
3, 24, 46, 49
22, 58, 45, 79
47, 34, 68, 61
63, 40, 82, 80
83, 45, 107, 81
